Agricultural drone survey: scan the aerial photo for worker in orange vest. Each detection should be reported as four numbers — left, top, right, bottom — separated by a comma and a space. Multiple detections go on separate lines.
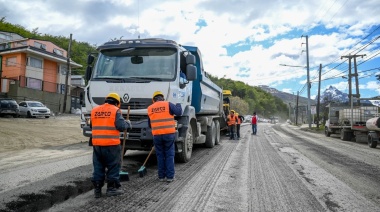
148, 91, 182, 182
91, 93, 132, 198
227, 110, 238, 140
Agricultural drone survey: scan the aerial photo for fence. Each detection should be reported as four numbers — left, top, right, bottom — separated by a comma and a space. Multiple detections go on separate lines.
1, 76, 78, 114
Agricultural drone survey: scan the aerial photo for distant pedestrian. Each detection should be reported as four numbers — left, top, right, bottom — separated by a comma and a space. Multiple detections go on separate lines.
235, 112, 244, 139
148, 91, 182, 182
251, 112, 258, 135
91, 93, 132, 198
227, 110, 238, 140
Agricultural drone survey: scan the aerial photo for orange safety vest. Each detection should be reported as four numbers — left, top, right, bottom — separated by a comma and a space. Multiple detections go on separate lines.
227, 114, 237, 126
148, 101, 176, 135
237, 116, 241, 124
91, 103, 120, 146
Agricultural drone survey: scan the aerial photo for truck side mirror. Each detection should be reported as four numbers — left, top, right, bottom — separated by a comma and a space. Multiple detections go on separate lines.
85, 66, 92, 81
87, 54, 95, 65
186, 65, 197, 81
186, 54, 196, 65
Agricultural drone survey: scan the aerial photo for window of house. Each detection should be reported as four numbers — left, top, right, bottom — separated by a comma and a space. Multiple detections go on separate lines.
0, 33, 12, 40
27, 57, 43, 68
6, 57, 16, 66
26, 78, 42, 90
16, 41, 27, 47
34, 41, 46, 50
53, 48, 63, 56
58, 64, 67, 75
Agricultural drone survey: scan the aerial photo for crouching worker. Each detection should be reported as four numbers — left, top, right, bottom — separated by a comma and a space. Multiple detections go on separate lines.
91, 92, 132, 198
148, 91, 182, 182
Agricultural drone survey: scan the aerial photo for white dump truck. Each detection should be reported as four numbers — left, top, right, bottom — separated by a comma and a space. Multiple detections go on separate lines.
80, 38, 228, 162
324, 101, 379, 148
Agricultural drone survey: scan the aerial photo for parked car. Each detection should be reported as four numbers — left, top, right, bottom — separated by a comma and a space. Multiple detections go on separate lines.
19, 101, 51, 118
0, 98, 20, 118
244, 115, 252, 123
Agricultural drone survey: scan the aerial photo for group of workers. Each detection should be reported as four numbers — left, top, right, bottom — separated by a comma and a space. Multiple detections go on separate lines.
227, 110, 258, 138
90, 91, 181, 198
89, 90, 258, 199
226, 109, 244, 140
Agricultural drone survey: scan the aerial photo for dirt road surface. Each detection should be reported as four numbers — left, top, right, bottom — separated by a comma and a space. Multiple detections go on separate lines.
1, 118, 380, 212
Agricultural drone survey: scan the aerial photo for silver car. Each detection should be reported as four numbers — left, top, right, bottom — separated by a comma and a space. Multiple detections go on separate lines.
19, 101, 51, 118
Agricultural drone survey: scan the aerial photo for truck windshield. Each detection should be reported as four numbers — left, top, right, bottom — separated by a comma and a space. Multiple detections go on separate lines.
92, 48, 177, 81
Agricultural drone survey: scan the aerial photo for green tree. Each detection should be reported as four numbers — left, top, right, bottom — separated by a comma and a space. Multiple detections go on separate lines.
229, 96, 249, 115
0, 18, 97, 75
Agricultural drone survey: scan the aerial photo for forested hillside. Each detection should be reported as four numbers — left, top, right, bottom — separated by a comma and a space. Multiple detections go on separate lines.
208, 75, 288, 119
0, 17, 96, 75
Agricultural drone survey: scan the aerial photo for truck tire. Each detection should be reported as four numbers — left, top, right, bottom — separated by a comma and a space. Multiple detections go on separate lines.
176, 124, 193, 163
205, 121, 216, 148
368, 134, 378, 148
340, 130, 352, 141
214, 120, 220, 145
325, 127, 331, 137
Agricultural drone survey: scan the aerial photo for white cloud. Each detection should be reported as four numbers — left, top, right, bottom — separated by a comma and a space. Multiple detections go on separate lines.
1, 0, 379, 97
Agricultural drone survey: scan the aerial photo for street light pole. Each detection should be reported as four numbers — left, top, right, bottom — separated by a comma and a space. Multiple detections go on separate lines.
279, 64, 307, 126
302, 35, 311, 129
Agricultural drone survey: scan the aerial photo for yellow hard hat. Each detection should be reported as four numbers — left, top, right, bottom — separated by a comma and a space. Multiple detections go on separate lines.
153, 91, 164, 99
230, 110, 235, 113
106, 93, 121, 107
236, 113, 239, 116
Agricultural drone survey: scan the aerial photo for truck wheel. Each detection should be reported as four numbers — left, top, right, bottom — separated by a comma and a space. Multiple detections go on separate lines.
368, 134, 378, 148
176, 124, 193, 163
325, 127, 331, 137
214, 120, 220, 145
205, 121, 216, 148
340, 130, 351, 141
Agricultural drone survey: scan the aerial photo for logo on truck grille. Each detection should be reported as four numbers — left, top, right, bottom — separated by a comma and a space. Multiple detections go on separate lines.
123, 93, 130, 103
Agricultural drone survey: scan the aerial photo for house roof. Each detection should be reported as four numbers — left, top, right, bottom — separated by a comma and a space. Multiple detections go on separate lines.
0, 46, 82, 68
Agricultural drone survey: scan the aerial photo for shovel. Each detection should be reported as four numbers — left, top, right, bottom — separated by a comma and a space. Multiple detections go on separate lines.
119, 106, 130, 181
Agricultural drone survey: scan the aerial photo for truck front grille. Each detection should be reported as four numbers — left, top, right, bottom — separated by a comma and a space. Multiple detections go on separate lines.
92, 97, 151, 110
120, 98, 151, 110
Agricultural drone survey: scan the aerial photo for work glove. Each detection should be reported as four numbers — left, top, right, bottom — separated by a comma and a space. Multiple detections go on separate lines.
125, 120, 132, 129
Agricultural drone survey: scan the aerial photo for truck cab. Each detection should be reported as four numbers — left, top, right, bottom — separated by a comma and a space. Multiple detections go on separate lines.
81, 38, 225, 162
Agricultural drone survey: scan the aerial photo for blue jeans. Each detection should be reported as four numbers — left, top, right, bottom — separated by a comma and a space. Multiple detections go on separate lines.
229, 125, 235, 139
92, 145, 121, 186
252, 124, 257, 135
153, 133, 175, 179
236, 124, 241, 138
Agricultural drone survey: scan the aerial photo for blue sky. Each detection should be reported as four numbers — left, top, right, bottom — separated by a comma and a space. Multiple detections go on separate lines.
1, 0, 379, 99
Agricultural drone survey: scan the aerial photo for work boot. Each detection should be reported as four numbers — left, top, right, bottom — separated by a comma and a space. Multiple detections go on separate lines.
92, 181, 103, 198
106, 182, 123, 197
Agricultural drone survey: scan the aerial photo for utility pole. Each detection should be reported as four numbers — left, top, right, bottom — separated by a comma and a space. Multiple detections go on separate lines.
341, 54, 365, 106
62, 34, 72, 113
302, 35, 311, 129
316, 64, 322, 128
0, 55, 2, 93
296, 91, 299, 125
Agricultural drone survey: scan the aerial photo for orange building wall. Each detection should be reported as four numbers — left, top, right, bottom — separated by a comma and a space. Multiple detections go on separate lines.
2, 53, 26, 80
43, 60, 58, 93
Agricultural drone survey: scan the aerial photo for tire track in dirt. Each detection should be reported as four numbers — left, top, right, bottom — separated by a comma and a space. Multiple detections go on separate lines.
248, 124, 325, 212
73, 135, 238, 212
272, 124, 380, 211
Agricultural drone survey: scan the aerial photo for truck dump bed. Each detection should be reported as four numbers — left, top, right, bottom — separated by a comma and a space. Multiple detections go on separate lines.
183, 45, 223, 115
